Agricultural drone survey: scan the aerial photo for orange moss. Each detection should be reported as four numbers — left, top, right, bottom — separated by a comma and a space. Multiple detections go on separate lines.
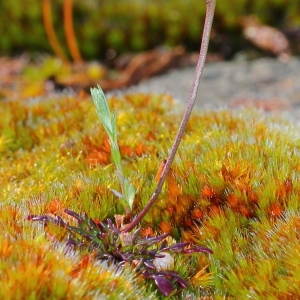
184, 217, 193, 228
140, 227, 156, 237
276, 178, 293, 202
0, 240, 13, 259
209, 205, 222, 217
227, 193, 240, 209
238, 204, 253, 218
134, 142, 148, 156
124, 94, 151, 108
191, 208, 204, 219
268, 202, 284, 219
47, 198, 64, 215
159, 221, 172, 234
246, 188, 259, 205
86, 149, 111, 166
201, 185, 217, 199
69, 254, 92, 278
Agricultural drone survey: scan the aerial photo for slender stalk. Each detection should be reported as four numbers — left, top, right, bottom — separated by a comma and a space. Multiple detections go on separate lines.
42, 0, 68, 61
63, 0, 83, 63
123, 0, 216, 233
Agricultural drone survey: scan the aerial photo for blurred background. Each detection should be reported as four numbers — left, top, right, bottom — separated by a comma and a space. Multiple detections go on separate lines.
1, 0, 300, 60
1, 0, 300, 99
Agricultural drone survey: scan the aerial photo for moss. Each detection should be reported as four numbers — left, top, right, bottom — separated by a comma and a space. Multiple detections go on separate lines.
0, 235, 156, 300
1, 93, 300, 298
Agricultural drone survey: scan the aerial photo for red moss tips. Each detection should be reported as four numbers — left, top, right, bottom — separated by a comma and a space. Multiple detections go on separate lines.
201, 185, 217, 200
84, 136, 111, 167
268, 202, 284, 219
159, 221, 172, 234
69, 254, 91, 278
191, 208, 204, 220
47, 198, 64, 215
227, 193, 240, 209
276, 178, 293, 202
119, 142, 148, 158
85, 149, 111, 167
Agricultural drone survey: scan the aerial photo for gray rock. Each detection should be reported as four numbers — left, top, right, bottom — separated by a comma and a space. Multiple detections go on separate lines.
115, 57, 300, 121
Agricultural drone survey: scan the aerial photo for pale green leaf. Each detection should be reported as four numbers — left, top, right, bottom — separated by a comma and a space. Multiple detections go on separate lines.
90, 85, 113, 133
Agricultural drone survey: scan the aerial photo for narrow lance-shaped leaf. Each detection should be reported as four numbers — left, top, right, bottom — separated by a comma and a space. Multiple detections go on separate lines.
111, 111, 118, 144
143, 260, 156, 270
181, 246, 213, 254
90, 85, 136, 209
124, 178, 135, 209
161, 242, 190, 252
90, 85, 113, 134
110, 140, 122, 170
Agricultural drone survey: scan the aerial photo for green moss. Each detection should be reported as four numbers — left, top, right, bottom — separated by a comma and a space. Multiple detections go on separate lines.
1, 93, 300, 298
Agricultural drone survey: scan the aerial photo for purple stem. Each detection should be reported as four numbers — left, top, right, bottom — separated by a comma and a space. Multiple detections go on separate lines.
123, 0, 216, 233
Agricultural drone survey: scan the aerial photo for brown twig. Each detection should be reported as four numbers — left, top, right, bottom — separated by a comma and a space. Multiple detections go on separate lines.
123, 0, 216, 233
63, 0, 83, 63
42, 0, 68, 61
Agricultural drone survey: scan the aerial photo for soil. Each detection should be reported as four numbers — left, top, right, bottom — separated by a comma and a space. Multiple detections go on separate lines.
119, 57, 300, 122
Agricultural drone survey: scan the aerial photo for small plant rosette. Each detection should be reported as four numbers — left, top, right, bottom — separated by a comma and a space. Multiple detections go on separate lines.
29, 209, 213, 296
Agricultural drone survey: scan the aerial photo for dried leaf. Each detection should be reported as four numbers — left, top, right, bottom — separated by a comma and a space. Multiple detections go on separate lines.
240, 15, 291, 58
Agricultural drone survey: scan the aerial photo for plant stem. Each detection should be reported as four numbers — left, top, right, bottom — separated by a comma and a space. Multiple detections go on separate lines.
63, 0, 83, 63
42, 0, 68, 61
123, 0, 216, 233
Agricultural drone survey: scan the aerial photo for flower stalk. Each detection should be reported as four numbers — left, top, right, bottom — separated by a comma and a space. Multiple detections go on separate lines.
123, 0, 216, 232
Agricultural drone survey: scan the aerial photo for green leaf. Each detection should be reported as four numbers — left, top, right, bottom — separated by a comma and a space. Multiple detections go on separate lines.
90, 85, 113, 133
90, 85, 136, 210
111, 145, 122, 167
124, 179, 135, 209
111, 111, 118, 143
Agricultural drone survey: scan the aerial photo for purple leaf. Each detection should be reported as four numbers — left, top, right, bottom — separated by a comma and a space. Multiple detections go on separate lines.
88, 218, 99, 229
175, 277, 189, 289
166, 272, 189, 289
160, 240, 167, 250
64, 209, 82, 221
154, 253, 166, 258
142, 271, 155, 279
98, 221, 107, 231
181, 246, 213, 254
119, 252, 133, 261
56, 216, 66, 226
137, 233, 169, 246
116, 261, 126, 269
160, 270, 178, 276
147, 250, 157, 256
66, 238, 77, 248
131, 228, 141, 243
154, 275, 174, 297
162, 242, 190, 252
96, 253, 112, 260
30, 215, 49, 222
143, 261, 157, 270
30, 214, 65, 226
106, 218, 113, 229
153, 271, 189, 289
102, 219, 119, 234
